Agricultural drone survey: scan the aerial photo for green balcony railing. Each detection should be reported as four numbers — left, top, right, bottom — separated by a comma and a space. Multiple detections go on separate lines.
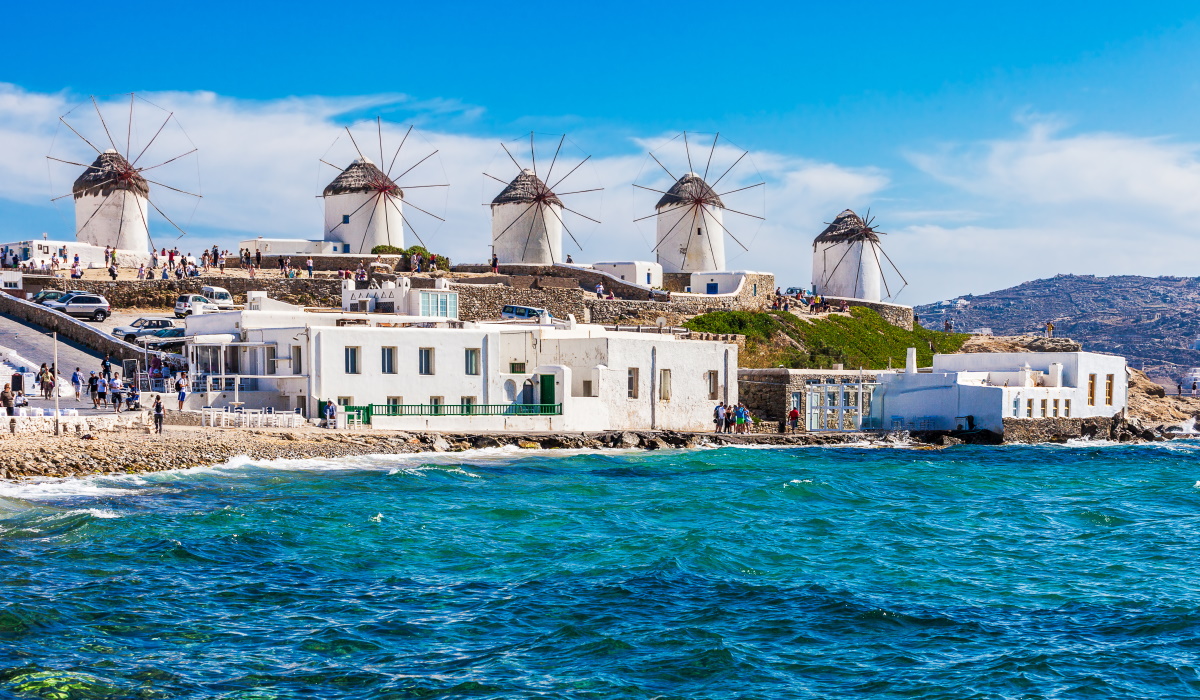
342, 403, 563, 424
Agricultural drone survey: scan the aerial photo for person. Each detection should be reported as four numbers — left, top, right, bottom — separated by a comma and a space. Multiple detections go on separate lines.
944, 319, 953, 332
248, 264, 256, 279
306, 257, 314, 278
787, 406, 801, 434
161, 266, 169, 280
218, 250, 226, 274
125, 385, 141, 410
12, 391, 27, 407
71, 368, 83, 401
137, 264, 146, 280
108, 261, 118, 281
323, 399, 337, 428
109, 373, 123, 413
36, 363, 49, 400
1046, 321, 1055, 338
1178, 382, 1184, 396
713, 402, 725, 433
595, 282, 604, 297
0, 383, 12, 416
88, 371, 99, 407
103, 245, 111, 266
255, 249, 262, 267
566, 254, 574, 264
101, 353, 112, 379
96, 374, 108, 408
176, 372, 189, 410
1192, 380, 1198, 398
490, 253, 499, 274
152, 395, 165, 434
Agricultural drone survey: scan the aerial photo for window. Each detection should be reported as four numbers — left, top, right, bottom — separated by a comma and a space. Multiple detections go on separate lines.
265, 346, 276, 375
1040, 399, 1048, 418
1105, 374, 1115, 406
342, 214, 351, 224
707, 370, 720, 401
419, 291, 459, 318
461, 396, 476, 410
1052, 399, 1060, 418
292, 345, 302, 374
1012, 397, 1020, 417
344, 346, 360, 374
465, 348, 480, 375
429, 396, 443, 415
1088, 374, 1097, 406
1027, 399, 1034, 418
582, 380, 593, 397
418, 348, 434, 375
386, 396, 403, 406
659, 369, 672, 401
382, 346, 397, 374
510, 362, 526, 374
1064, 399, 1072, 418
337, 396, 353, 406
627, 368, 639, 398
752, 283, 758, 296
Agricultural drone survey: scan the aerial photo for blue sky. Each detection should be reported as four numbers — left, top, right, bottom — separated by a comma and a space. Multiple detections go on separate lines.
3, 2, 1200, 302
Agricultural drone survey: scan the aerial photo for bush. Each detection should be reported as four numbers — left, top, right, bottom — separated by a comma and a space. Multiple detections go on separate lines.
371, 245, 406, 255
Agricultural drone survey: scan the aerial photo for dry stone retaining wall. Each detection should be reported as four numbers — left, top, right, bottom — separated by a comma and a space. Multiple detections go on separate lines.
0, 291, 144, 362
37, 277, 345, 309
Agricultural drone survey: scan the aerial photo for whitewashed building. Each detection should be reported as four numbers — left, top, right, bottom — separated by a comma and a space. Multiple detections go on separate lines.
812, 209, 886, 302
656, 173, 725, 273
491, 169, 563, 264
592, 261, 663, 288
868, 349, 1129, 434
181, 292, 737, 432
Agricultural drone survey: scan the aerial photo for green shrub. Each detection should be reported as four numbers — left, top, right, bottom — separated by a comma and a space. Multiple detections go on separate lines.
371, 245, 406, 255
683, 311, 780, 342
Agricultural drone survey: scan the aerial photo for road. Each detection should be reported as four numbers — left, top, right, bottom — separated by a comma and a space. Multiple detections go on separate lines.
0, 311, 103, 375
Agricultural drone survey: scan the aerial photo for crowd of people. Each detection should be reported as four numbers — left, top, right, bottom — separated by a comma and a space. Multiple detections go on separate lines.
771, 287, 850, 314
712, 401, 759, 433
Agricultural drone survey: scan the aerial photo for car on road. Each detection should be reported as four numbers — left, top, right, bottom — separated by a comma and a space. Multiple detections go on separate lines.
31, 289, 85, 305
174, 294, 219, 318
44, 293, 111, 321
112, 318, 177, 343
200, 286, 235, 310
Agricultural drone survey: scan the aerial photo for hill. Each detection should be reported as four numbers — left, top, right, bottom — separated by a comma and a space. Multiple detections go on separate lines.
685, 308, 968, 370
914, 274, 1200, 384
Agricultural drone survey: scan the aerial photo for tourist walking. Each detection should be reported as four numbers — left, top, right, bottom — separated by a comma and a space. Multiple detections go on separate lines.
0, 383, 13, 416
713, 402, 725, 433
96, 374, 108, 408
490, 253, 499, 274
175, 373, 189, 410
110, 373, 124, 413
101, 353, 113, 379
153, 395, 165, 434
88, 372, 99, 407
787, 406, 800, 433
71, 368, 83, 401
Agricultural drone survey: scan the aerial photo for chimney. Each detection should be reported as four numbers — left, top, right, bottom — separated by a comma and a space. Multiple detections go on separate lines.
1048, 362, 1063, 388
905, 347, 917, 374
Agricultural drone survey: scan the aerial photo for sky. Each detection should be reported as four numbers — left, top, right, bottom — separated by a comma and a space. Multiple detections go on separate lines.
2, 1, 1200, 303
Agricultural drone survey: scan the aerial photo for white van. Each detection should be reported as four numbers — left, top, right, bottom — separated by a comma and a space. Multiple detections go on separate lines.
175, 294, 219, 318
201, 286, 235, 310
501, 305, 549, 320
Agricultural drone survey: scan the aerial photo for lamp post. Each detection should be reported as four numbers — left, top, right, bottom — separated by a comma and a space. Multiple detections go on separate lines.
52, 327, 60, 436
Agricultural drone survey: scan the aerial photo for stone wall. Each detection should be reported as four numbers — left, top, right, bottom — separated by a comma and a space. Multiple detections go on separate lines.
1001, 416, 1120, 443
451, 283, 588, 322
37, 277, 345, 309
738, 368, 881, 431
0, 292, 144, 362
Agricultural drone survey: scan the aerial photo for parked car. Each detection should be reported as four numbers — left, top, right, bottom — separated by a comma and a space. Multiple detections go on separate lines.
31, 289, 85, 305
501, 304, 550, 320
112, 318, 177, 343
174, 294, 219, 318
141, 327, 186, 345
200, 286, 235, 310
784, 287, 807, 296
44, 293, 111, 321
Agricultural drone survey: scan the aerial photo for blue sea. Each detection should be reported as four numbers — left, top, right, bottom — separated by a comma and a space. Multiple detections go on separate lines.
2, 442, 1199, 699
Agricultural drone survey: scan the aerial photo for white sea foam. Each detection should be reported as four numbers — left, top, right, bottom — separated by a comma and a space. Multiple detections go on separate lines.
0, 478, 140, 501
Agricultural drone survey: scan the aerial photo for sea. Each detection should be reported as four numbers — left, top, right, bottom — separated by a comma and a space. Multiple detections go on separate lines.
1, 442, 1199, 699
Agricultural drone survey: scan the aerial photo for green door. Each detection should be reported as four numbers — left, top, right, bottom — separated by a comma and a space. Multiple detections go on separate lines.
540, 374, 555, 406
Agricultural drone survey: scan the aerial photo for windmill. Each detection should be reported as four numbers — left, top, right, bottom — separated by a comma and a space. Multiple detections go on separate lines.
811, 209, 908, 302
633, 132, 764, 274
484, 133, 602, 265
47, 93, 201, 258
320, 119, 447, 254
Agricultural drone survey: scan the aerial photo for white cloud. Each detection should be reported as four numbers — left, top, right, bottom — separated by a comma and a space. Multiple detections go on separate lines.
0, 84, 888, 275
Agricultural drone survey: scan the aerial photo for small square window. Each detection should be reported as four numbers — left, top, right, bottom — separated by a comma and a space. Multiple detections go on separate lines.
342, 215, 351, 224
418, 348, 434, 375
510, 362, 526, 374
465, 348, 480, 376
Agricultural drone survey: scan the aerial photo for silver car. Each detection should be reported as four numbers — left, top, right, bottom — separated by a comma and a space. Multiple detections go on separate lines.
45, 293, 111, 321
112, 318, 176, 343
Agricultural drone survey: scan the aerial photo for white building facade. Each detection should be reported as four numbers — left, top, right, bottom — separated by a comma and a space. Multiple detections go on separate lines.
655, 173, 725, 274
869, 350, 1129, 434
181, 295, 737, 432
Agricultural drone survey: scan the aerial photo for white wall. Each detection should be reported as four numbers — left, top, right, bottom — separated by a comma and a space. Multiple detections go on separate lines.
656, 203, 725, 273
323, 192, 404, 254
593, 261, 663, 288
75, 190, 150, 253
492, 202, 563, 264
240, 239, 346, 255
690, 271, 751, 295
811, 239, 882, 302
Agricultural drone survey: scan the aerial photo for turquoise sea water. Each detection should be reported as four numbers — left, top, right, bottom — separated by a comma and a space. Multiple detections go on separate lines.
1, 442, 1199, 699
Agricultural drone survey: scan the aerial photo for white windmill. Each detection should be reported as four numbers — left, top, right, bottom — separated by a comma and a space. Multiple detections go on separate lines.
485, 133, 602, 265
811, 209, 907, 302
633, 132, 764, 274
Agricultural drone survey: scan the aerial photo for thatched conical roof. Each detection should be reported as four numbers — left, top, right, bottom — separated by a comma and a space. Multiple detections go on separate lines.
814, 209, 881, 245
72, 150, 149, 200
656, 172, 723, 209
323, 158, 403, 197
491, 169, 562, 208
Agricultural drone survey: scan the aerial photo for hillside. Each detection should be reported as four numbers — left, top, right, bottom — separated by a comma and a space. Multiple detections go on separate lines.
915, 274, 1200, 384
685, 308, 969, 370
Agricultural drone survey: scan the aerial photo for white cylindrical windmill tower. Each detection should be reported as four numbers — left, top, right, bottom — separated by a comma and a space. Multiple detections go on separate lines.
323, 157, 405, 254
811, 209, 883, 302
655, 173, 725, 273
491, 169, 563, 264
73, 149, 151, 253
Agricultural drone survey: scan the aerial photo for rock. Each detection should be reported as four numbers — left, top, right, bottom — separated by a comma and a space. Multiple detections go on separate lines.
517, 440, 540, 449
616, 431, 640, 448
430, 435, 450, 452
